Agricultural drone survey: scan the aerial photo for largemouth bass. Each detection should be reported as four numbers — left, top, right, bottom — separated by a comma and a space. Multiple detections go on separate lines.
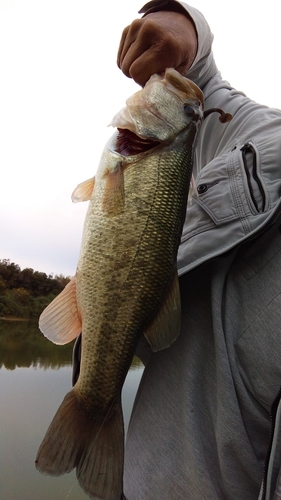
35, 68, 230, 500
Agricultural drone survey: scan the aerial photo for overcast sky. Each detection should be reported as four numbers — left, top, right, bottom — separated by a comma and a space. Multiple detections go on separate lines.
1, 0, 280, 277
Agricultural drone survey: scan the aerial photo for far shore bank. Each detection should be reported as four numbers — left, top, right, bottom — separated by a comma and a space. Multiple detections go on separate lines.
0, 316, 30, 322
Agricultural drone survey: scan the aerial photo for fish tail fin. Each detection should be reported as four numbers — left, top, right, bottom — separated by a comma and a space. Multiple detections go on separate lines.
35, 389, 124, 500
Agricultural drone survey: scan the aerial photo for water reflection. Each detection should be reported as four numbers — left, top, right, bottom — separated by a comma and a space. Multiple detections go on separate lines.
0, 319, 74, 369
0, 319, 144, 499
0, 319, 143, 370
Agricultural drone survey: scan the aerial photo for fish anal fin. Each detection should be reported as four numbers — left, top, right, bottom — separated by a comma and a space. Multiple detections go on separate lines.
39, 277, 81, 345
35, 390, 124, 500
144, 271, 181, 351
71, 177, 95, 203
102, 160, 124, 215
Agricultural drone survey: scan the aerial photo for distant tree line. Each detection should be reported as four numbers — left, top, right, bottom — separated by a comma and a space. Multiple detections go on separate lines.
0, 259, 71, 319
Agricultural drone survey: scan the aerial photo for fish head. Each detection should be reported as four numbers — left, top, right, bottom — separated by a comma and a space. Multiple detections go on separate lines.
109, 68, 204, 149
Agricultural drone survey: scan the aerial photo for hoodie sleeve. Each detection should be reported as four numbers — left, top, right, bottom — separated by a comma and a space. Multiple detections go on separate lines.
139, 0, 219, 89
139, 1, 281, 283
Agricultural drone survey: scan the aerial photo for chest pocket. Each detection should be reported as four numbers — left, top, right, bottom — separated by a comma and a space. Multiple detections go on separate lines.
194, 141, 268, 227
178, 142, 270, 274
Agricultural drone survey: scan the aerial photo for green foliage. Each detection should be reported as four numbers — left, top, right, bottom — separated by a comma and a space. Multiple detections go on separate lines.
0, 320, 75, 369
0, 259, 71, 320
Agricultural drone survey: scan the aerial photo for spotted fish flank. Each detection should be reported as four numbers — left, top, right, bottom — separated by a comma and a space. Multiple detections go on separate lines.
35, 68, 205, 500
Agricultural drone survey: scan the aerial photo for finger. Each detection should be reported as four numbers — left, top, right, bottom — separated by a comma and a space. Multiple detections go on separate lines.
128, 46, 178, 87
118, 20, 171, 84
117, 20, 144, 72
117, 26, 130, 69
119, 38, 156, 83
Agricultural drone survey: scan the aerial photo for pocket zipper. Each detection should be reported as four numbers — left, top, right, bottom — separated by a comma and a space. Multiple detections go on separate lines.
241, 143, 266, 213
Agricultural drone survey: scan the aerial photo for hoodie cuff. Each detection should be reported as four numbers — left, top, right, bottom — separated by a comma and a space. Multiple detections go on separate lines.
139, 0, 191, 17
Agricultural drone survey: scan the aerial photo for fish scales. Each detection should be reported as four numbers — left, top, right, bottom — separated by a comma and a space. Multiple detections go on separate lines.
75, 143, 196, 413
35, 68, 210, 500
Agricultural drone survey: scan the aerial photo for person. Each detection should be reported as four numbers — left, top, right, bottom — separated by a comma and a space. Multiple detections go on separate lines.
116, 1, 281, 499
72, 1, 281, 498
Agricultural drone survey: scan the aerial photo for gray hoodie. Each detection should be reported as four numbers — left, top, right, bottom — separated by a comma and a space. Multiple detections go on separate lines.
123, 2, 281, 499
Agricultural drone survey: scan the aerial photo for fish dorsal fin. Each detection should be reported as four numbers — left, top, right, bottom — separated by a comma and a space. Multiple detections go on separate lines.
144, 271, 181, 351
71, 177, 95, 203
39, 277, 82, 345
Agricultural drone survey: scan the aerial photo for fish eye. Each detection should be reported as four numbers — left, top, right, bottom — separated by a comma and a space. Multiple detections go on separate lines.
184, 105, 196, 116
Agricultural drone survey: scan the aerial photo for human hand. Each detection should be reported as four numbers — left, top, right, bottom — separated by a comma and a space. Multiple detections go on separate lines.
117, 10, 198, 87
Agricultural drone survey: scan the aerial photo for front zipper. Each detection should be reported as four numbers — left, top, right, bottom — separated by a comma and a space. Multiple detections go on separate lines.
260, 386, 281, 500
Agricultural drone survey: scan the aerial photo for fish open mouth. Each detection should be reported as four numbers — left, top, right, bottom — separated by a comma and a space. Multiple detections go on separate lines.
115, 128, 160, 156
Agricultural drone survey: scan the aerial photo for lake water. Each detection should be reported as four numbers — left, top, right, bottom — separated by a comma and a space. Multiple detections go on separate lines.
0, 319, 144, 500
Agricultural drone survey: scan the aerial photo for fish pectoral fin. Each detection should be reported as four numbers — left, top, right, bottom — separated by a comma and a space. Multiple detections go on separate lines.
71, 177, 95, 203
102, 160, 124, 215
144, 271, 181, 351
35, 390, 124, 500
39, 276, 82, 345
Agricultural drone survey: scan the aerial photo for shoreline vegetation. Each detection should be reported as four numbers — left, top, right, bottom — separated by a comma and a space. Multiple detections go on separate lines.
0, 259, 71, 321
0, 317, 76, 369
0, 316, 30, 321
0, 260, 144, 371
